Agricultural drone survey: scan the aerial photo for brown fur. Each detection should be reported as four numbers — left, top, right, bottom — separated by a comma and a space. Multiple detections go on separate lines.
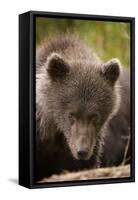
35, 34, 130, 181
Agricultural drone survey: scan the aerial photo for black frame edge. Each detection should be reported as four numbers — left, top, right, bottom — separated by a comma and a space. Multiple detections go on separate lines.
131, 17, 135, 182
29, 10, 135, 21
19, 12, 32, 188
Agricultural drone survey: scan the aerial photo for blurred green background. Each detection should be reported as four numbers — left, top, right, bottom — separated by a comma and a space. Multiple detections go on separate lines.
36, 17, 130, 67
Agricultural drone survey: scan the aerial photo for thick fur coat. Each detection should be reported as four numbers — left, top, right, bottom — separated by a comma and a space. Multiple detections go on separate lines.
35, 35, 130, 181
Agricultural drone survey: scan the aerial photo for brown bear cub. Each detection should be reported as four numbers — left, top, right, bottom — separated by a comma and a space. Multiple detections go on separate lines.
36, 35, 130, 181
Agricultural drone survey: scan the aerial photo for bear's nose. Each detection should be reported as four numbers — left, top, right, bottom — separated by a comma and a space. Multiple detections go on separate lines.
77, 146, 88, 160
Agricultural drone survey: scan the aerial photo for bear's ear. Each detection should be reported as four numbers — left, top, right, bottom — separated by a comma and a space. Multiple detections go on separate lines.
46, 53, 70, 81
101, 58, 120, 86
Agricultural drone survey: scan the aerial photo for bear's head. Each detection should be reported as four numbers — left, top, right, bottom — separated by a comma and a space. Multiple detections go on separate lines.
45, 53, 121, 160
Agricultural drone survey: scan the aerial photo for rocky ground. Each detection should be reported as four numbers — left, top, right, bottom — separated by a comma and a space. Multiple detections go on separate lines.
38, 164, 130, 183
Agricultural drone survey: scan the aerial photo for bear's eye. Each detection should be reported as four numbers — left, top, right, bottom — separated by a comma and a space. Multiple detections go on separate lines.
68, 113, 76, 125
88, 113, 99, 123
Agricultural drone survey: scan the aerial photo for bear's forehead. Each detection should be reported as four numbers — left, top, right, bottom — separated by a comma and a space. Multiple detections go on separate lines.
68, 66, 104, 87
67, 77, 110, 99
61, 78, 113, 113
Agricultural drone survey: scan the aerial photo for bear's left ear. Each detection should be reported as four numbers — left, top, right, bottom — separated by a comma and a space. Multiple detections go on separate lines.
101, 58, 121, 86
46, 53, 70, 81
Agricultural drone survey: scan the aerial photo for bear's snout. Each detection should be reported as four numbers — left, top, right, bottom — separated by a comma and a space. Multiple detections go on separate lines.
77, 145, 89, 160
69, 121, 96, 160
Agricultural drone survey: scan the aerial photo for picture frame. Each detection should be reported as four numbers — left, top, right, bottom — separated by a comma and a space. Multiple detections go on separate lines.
19, 10, 135, 189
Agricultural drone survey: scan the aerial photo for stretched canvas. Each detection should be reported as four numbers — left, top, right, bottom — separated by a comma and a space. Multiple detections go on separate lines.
19, 11, 135, 189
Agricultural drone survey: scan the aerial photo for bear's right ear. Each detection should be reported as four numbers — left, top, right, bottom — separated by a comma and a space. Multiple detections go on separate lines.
46, 53, 70, 81
101, 58, 121, 86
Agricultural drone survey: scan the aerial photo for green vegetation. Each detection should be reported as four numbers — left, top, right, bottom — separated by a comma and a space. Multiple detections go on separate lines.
36, 17, 130, 67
